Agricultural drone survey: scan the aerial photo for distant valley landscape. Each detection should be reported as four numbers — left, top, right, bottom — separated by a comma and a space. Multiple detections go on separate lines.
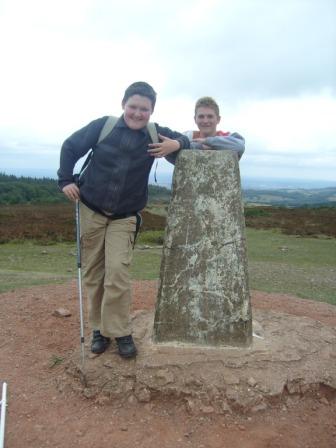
0, 173, 335, 207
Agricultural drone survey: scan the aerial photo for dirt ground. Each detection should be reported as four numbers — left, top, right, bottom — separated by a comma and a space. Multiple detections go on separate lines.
1, 280, 336, 448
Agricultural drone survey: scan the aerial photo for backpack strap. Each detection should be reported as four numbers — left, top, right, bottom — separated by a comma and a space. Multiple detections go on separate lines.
98, 116, 119, 144
99, 116, 159, 144
147, 122, 159, 143
78, 116, 118, 177
78, 117, 159, 178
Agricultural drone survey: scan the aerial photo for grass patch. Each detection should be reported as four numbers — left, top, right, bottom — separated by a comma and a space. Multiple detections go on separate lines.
131, 248, 162, 280
0, 241, 76, 273
246, 228, 336, 266
248, 261, 335, 304
244, 208, 271, 217
0, 239, 163, 291
0, 270, 71, 293
0, 230, 335, 305
137, 230, 164, 246
145, 204, 168, 217
246, 229, 336, 304
49, 355, 64, 368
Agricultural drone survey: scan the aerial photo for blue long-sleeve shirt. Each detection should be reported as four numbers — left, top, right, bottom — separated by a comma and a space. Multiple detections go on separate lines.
183, 130, 245, 160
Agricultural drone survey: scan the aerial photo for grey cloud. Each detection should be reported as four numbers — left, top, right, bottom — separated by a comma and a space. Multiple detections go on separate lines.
72, 0, 336, 101
160, 1, 336, 100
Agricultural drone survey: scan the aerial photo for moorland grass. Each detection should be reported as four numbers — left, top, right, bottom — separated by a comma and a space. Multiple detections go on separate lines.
246, 229, 336, 304
0, 229, 335, 304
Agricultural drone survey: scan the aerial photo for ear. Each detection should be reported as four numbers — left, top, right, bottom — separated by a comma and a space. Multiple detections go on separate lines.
121, 101, 125, 110
217, 115, 221, 124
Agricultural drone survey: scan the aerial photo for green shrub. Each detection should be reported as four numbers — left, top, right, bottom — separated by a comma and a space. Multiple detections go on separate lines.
137, 230, 164, 245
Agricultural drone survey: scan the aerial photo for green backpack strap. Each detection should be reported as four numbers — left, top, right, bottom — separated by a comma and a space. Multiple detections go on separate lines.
78, 117, 159, 179
78, 116, 118, 177
147, 122, 159, 143
98, 116, 119, 144
98, 116, 159, 144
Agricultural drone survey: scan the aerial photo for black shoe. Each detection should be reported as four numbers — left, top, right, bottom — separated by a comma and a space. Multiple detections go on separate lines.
91, 330, 111, 354
115, 335, 137, 358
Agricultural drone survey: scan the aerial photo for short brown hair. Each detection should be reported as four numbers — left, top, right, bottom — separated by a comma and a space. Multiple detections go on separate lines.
122, 82, 157, 109
195, 96, 220, 117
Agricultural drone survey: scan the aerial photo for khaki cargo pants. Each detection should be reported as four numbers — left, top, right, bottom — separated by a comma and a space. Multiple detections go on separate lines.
80, 203, 136, 338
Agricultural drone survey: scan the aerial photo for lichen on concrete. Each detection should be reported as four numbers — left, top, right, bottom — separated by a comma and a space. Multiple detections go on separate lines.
153, 150, 252, 346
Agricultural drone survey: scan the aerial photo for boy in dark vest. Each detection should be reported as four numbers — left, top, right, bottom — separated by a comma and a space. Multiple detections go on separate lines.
58, 82, 189, 358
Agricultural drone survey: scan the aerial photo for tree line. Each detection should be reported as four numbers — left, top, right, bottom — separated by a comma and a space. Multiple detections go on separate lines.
0, 173, 171, 205
1, 173, 335, 207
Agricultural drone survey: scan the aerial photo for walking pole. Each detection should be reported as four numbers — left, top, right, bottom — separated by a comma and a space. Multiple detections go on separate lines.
0, 382, 7, 448
75, 200, 86, 386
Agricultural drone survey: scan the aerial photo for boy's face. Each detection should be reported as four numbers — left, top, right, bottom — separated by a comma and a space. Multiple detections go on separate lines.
122, 94, 153, 130
194, 106, 220, 137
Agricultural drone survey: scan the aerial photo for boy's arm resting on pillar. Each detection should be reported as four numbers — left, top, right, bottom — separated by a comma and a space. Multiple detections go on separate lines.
188, 132, 245, 160
57, 117, 108, 191
203, 133, 245, 159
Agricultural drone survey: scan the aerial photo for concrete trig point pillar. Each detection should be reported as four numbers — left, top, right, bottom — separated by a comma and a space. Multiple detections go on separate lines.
153, 150, 252, 347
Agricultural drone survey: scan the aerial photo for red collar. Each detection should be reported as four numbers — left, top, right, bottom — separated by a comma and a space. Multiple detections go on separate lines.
193, 130, 230, 138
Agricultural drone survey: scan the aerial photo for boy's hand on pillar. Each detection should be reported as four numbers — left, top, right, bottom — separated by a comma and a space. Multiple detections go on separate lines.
147, 134, 180, 158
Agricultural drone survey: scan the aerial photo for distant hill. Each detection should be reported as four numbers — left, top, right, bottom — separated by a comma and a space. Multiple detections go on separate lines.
243, 187, 336, 207
0, 173, 335, 207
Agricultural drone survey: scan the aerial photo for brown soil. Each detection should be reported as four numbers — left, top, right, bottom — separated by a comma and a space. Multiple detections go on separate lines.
1, 281, 336, 448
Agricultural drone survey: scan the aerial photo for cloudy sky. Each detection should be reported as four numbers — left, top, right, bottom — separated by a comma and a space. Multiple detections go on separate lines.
0, 0, 335, 186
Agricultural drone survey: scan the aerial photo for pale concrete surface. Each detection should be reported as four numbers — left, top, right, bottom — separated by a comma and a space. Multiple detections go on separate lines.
153, 150, 252, 346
